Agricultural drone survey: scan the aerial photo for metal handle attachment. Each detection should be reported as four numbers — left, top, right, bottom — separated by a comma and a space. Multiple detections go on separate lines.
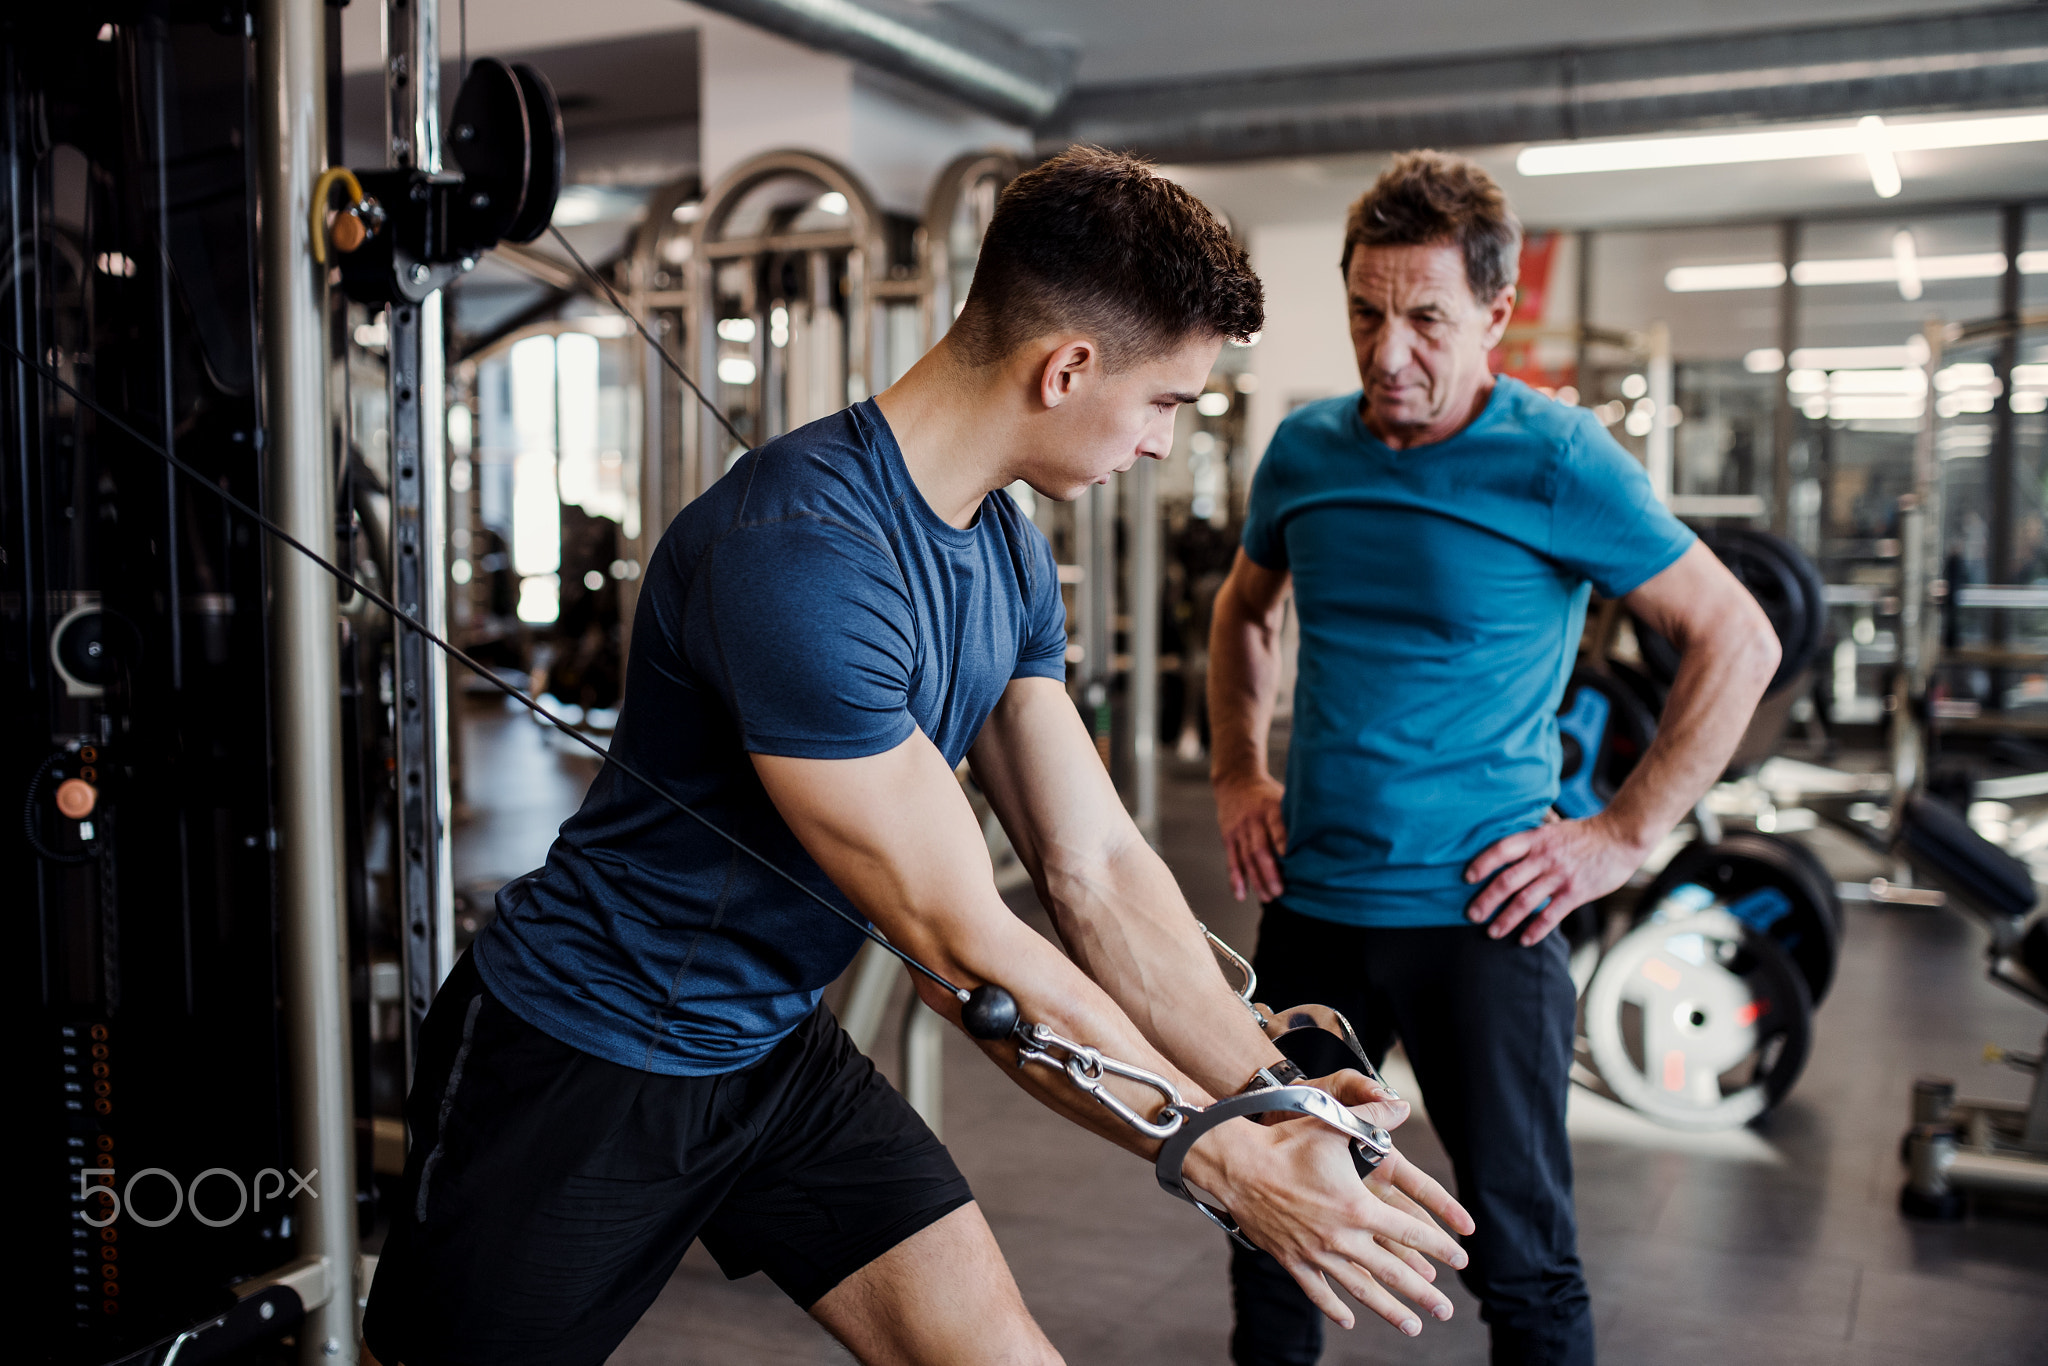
1154, 1086, 1394, 1247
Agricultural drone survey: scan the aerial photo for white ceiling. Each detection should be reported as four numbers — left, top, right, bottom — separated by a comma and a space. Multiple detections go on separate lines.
945, 0, 1994, 85
1164, 114, 2048, 234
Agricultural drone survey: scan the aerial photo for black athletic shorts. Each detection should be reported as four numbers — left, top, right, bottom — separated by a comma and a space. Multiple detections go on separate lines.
362, 953, 974, 1366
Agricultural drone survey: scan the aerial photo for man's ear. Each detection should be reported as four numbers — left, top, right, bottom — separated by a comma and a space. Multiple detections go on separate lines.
1480, 286, 1517, 350
1037, 339, 1096, 410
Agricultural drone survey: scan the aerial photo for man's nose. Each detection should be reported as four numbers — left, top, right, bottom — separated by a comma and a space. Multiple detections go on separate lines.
1373, 323, 1414, 374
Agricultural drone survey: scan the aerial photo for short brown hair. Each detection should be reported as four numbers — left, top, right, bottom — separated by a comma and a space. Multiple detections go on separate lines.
1341, 151, 1521, 302
950, 145, 1264, 369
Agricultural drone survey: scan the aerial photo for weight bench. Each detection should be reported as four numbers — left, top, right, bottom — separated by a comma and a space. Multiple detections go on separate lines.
1893, 796, 2048, 1217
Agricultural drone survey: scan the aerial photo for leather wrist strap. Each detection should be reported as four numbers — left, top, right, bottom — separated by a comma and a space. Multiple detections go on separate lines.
1239, 1058, 1306, 1094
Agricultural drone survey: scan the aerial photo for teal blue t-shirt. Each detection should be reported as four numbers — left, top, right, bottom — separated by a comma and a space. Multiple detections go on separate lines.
1243, 378, 1694, 928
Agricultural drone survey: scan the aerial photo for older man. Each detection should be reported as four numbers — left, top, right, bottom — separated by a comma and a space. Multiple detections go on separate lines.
1208, 152, 1780, 1365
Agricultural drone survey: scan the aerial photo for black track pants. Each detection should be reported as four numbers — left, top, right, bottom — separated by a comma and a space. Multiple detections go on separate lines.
1229, 907, 1594, 1366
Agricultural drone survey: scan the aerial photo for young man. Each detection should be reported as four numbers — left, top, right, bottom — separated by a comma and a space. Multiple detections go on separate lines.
1208, 152, 1781, 1366
363, 147, 1475, 1366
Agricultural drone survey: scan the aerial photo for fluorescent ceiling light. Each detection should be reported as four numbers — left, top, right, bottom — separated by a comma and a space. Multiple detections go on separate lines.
1666, 262, 1786, 292
1519, 111, 2048, 177
1824, 396, 1924, 422
1668, 250, 2046, 292
1891, 230, 1922, 301
1861, 117, 1903, 199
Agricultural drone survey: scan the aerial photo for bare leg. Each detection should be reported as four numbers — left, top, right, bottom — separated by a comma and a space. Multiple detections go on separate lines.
809, 1203, 1061, 1366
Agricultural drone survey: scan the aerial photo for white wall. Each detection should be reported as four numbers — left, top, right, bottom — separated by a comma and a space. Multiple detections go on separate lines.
696, 15, 856, 189
848, 71, 1029, 216
1242, 222, 1358, 470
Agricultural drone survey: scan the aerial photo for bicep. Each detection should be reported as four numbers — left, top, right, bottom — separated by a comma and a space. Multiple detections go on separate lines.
968, 676, 1139, 884
752, 731, 996, 935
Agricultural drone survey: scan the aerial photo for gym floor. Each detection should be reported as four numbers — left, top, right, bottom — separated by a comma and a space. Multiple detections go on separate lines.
451, 696, 2048, 1365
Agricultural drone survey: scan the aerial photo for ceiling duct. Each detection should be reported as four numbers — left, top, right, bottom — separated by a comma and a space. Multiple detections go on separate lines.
689, 0, 1073, 124
1048, 5, 2048, 163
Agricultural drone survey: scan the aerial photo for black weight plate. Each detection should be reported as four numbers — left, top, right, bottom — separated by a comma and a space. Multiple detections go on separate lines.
448, 57, 529, 243
1636, 832, 1842, 1005
1736, 528, 1826, 687
504, 62, 564, 244
1767, 829, 1846, 939
1636, 527, 1824, 699
1738, 928, 1815, 1116
1556, 666, 1658, 818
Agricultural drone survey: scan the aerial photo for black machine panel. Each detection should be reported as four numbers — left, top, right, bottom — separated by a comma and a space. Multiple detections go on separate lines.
3, 12, 296, 1361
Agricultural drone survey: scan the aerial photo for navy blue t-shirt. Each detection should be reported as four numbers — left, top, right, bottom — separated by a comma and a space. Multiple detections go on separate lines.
1244, 378, 1694, 928
474, 400, 1068, 1074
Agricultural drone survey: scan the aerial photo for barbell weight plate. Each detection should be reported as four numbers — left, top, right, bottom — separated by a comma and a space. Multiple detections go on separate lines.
1635, 832, 1843, 1005
1555, 666, 1658, 819
1636, 527, 1824, 699
1583, 907, 1814, 1131
447, 57, 530, 245
504, 62, 565, 245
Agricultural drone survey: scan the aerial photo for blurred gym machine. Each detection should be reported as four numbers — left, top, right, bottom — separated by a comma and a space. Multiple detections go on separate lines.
4, 6, 339, 1362
4, 7, 297, 1357
1870, 316, 2048, 1217
6, 0, 557, 1359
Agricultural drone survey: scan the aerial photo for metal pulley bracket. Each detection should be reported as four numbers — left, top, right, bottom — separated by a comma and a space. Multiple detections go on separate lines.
335, 58, 563, 303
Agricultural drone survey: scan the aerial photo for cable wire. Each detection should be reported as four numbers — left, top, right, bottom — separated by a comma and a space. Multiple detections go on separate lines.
545, 224, 754, 454
0, 336, 966, 1002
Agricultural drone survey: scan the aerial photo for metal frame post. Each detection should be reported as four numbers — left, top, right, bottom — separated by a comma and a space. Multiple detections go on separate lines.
1771, 219, 1799, 538
1989, 205, 2024, 588
385, 0, 455, 1066
257, 0, 357, 1356
1130, 456, 1160, 842
1645, 321, 1673, 502
1077, 480, 1115, 769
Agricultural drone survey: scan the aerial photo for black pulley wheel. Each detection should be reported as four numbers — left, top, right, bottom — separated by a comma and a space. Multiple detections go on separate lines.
1637, 527, 1825, 698
448, 58, 531, 244
1635, 831, 1843, 1005
53, 608, 110, 688
1555, 666, 1658, 818
505, 62, 565, 244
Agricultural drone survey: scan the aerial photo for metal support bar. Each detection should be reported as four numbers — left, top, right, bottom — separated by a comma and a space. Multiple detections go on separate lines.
256, 0, 359, 1359
1130, 455, 1160, 842
1079, 479, 1115, 766
1644, 321, 1672, 503
386, 0, 455, 1067
1771, 220, 1799, 537
840, 938, 901, 1054
901, 998, 945, 1137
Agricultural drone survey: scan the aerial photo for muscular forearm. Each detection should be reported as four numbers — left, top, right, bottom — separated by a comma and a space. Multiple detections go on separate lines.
1039, 832, 1281, 1100
1208, 576, 1286, 783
